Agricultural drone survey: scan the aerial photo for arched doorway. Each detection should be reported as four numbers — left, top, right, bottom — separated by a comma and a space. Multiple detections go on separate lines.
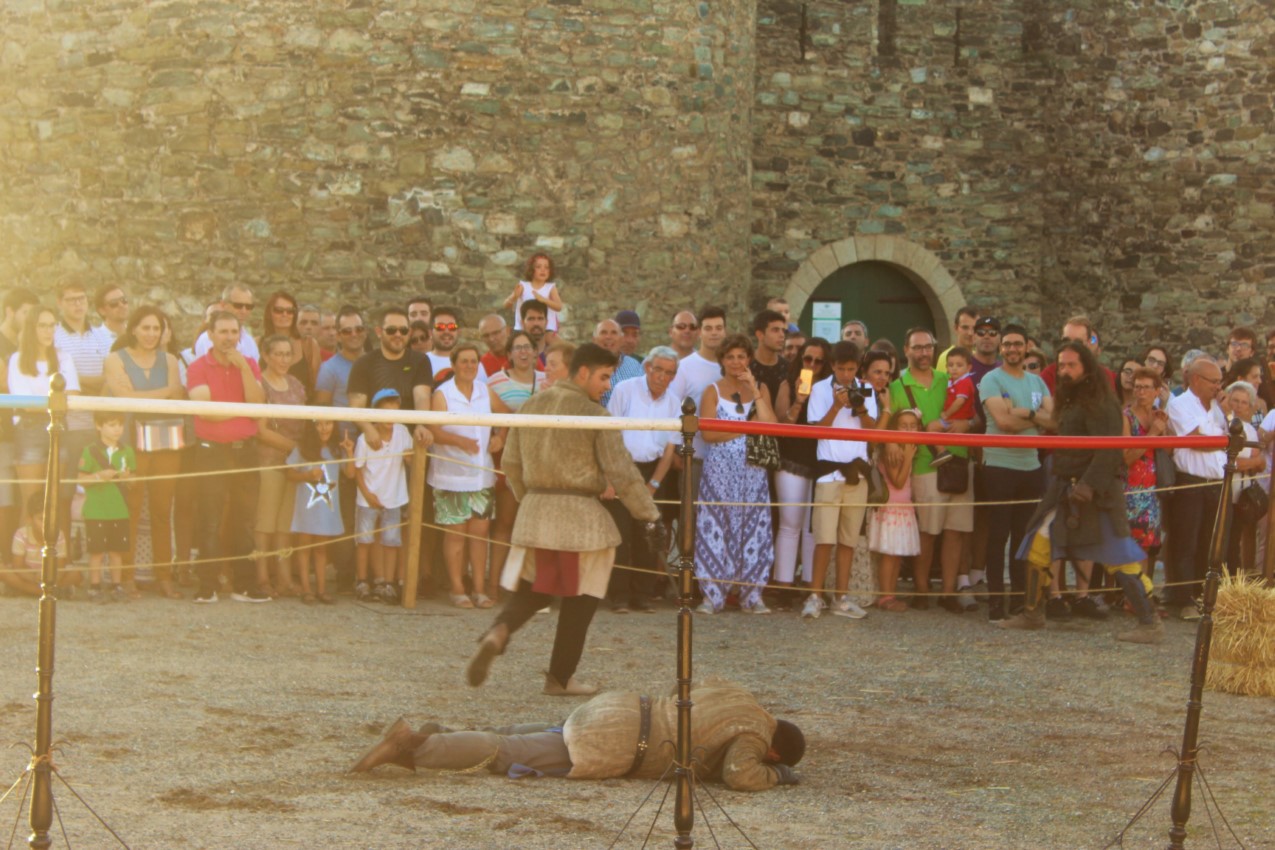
796, 261, 934, 349
781, 235, 967, 349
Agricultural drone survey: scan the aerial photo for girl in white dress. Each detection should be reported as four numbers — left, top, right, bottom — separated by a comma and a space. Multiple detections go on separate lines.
869, 408, 922, 612
505, 253, 564, 333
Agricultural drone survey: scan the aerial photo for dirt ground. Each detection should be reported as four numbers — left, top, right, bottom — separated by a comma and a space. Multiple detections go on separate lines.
0, 588, 1271, 850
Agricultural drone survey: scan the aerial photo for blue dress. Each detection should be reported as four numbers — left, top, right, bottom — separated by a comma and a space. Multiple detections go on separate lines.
288, 447, 345, 536
694, 392, 775, 611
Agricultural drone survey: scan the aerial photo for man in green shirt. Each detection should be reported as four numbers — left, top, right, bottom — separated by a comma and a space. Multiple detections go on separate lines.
888, 328, 972, 613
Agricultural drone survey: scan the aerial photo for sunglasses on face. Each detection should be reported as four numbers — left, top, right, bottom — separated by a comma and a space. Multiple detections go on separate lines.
410, 336, 428, 345
106, 297, 129, 308
803, 355, 824, 365
975, 329, 999, 337
434, 322, 459, 332
382, 326, 411, 336
338, 327, 365, 336
272, 306, 296, 315
230, 301, 254, 311
1025, 362, 1042, 371
673, 323, 698, 331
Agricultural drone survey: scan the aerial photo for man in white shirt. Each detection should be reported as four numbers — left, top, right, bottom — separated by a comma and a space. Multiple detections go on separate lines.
1165, 356, 1228, 620
194, 284, 261, 362
428, 306, 488, 383
667, 305, 728, 493
801, 340, 878, 621
668, 310, 699, 360
54, 281, 111, 537
604, 346, 680, 612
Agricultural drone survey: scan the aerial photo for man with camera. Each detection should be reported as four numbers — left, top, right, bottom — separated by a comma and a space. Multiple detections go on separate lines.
801, 341, 880, 620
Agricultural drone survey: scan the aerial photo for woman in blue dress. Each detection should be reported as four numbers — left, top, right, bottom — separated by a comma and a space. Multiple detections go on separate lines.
694, 334, 778, 614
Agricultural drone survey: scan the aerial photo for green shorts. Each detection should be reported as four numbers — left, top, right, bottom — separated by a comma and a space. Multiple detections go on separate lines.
433, 487, 494, 526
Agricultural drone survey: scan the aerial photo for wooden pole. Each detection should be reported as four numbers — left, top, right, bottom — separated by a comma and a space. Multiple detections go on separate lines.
28, 373, 66, 850
401, 441, 429, 609
1166, 417, 1249, 849
672, 397, 698, 850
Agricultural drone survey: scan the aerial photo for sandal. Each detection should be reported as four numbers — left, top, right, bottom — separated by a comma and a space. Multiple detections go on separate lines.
472, 593, 494, 609
301, 593, 316, 605
877, 595, 909, 613
317, 593, 336, 605
259, 583, 278, 599
451, 593, 475, 609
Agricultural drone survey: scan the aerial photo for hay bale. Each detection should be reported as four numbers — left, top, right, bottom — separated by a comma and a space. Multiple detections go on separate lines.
1206, 574, 1275, 697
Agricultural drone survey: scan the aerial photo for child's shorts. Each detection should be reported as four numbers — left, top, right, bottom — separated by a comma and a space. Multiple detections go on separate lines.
85, 519, 130, 555
355, 505, 402, 547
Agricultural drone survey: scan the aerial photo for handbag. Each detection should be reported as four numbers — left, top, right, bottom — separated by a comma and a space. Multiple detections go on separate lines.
1153, 448, 1175, 489
1234, 480, 1269, 525
743, 405, 781, 472
902, 382, 969, 495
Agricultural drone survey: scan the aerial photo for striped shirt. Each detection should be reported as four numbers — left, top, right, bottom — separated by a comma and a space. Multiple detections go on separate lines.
54, 323, 109, 430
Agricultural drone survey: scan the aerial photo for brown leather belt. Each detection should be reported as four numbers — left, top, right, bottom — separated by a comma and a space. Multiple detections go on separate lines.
527, 487, 597, 497
625, 695, 652, 777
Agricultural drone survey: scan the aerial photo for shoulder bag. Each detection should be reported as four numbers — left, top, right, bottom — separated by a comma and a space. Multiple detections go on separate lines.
744, 404, 781, 472
903, 383, 968, 494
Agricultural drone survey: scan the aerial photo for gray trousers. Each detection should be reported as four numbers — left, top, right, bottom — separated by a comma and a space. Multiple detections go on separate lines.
414, 723, 572, 775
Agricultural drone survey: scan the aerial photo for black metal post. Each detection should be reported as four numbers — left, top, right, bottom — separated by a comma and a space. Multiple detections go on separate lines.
1166, 417, 1247, 849
29, 374, 66, 850
672, 397, 698, 849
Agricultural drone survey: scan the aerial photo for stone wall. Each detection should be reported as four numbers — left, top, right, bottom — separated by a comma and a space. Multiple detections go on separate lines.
751, 0, 1275, 359
0, 0, 756, 339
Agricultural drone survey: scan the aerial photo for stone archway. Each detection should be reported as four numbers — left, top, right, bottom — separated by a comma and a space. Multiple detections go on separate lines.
782, 235, 967, 347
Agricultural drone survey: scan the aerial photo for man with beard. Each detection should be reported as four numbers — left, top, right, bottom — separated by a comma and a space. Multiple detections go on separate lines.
466, 344, 664, 696
520, 300, 551, 365
999, 343, 1162, 643
978, 324, 1054, 620
428, 306, 488, 384
347, 306, 434, 450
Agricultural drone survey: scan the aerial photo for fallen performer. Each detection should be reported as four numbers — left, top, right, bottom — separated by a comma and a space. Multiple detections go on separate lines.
350, 680, 804, 791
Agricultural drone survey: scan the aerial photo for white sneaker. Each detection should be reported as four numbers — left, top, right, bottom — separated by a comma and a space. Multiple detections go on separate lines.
695, 602, 716, 615
742, 601, 772, 615
832, 595, 867, 619
800, 594, 824, 620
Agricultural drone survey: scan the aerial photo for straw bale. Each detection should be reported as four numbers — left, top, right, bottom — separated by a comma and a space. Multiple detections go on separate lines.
1206, 575, 1275, 696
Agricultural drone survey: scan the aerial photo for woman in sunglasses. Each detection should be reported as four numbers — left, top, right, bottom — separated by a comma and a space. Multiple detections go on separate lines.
260, 290, 321, 399
694, 334, 777, 615
770, 337, 833, 609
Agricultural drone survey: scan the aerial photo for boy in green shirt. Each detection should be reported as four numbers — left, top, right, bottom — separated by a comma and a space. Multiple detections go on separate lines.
78, 411, 136, 603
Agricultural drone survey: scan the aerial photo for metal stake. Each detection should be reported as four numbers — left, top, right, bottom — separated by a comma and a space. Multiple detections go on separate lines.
1166, 417, 1249, 849
29, 373, 66, 850
672, 397, 698, 849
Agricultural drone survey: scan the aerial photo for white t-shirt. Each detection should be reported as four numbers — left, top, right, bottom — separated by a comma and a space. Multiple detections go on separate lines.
194, 328, 260, 362
1166, 390, 1227, 480
354, 424, 412, 509
8, 354, 82, 397
806, 375, 878, 483
607, 375, 679, 463
667, 351, 721, 456
512, 281, 561, 331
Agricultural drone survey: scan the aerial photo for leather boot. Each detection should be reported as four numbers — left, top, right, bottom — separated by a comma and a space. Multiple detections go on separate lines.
997, 562, 1049, 631
466, 622, 509, 687
543, 673, 598, 697
1117, 620, 1164, 645
350, 717, 430, 773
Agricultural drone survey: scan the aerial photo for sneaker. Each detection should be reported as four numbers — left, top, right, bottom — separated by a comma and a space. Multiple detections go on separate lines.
938, 595, 965, 615
377, 583, 400, 604
742, 601, 772, 615
1045, 597, 1072, 621
969, 578, 989, 602
1179, 603, 1202, 621
800, 594, 825, 620
831, 595, 866, 619
611, 603, 631, 614
1071, 596, 1109, 621
110, 584, 130, 604
957, 589, 979, 612
1117, 621, 1164, 645
1092, 595, 1110, 613
354, 581, 372, 603
695, 602, 716, 615
192, 591, 218, 604
230, 589, 272, 603
986, 599, 1005, 622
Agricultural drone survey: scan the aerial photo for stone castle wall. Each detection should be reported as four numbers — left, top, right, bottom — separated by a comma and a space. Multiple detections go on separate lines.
751, 0, 1275, 358
1, 1, 1271, 355
0, 0, 756, 338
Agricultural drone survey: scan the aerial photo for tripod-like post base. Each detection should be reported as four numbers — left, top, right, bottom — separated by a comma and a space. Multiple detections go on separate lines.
671, 398, 698, 849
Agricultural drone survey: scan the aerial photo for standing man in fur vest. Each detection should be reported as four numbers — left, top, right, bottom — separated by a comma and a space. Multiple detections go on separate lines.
467, 343, 666, 696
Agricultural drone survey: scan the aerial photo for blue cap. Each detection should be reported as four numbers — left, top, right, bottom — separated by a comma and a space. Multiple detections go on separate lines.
371, 388, 401, 406
615, 309, 641, 330
787, 323, 801, 334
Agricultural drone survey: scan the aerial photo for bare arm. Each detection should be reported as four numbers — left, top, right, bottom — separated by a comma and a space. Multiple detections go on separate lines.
984, 396, 1035, 434
700, 384, 736, 444
412, 384, 434, 446
539, 283, 564, 312
347, 391, 383, 450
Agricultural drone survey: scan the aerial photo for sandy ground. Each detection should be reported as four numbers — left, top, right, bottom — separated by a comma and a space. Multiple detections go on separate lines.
0, 589, 1271, 850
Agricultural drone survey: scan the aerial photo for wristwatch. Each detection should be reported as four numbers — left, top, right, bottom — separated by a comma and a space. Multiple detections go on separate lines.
1027, 409, 1037, 423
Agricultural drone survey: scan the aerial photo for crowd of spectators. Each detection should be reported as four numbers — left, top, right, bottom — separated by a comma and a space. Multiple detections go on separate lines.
1, 272, 1271, 634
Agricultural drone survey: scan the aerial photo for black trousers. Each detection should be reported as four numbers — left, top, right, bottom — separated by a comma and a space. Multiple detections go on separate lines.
1165, 474, 1223, 606
980, 464, 1045, 602
194, 440, 259, 596
495, 579, 599, 686
604, 459, 673, 605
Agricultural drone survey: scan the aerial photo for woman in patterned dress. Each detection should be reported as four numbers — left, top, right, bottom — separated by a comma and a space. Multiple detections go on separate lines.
694, 334, 777, 614
1121, 367, 1166, 577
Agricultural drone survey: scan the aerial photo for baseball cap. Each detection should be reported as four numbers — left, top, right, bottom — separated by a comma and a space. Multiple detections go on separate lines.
371, 388, 401, 406
974, 316, 1001, 332
615, 309, 641, 330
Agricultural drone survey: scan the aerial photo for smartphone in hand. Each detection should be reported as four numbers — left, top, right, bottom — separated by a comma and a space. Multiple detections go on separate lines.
798, 369, 813, 396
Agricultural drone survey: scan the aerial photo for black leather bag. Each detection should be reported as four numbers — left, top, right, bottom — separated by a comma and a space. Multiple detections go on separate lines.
744, 406, 781, 471
1235, 481, 1269, 525
1154, 448, 1176, 489
936, 455, 970, 495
